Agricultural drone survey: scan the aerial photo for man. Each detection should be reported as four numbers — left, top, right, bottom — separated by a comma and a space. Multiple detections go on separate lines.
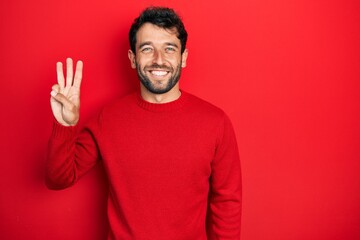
47, 7, 241, 240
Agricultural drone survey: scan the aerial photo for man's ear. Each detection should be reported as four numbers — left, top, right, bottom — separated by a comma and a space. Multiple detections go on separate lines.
181, 49, 188, 68
128, 50, 136, 69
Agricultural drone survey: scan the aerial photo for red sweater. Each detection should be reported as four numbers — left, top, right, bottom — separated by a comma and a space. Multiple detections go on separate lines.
46, 91, 241, 239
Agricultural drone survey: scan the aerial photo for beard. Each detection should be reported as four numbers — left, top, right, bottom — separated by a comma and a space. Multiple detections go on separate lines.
136, 62, 182, 94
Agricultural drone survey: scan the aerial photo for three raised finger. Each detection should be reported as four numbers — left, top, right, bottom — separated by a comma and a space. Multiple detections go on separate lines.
56, 58, 83, 89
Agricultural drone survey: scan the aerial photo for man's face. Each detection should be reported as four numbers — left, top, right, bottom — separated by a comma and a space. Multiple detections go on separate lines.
128, 23, 188, 94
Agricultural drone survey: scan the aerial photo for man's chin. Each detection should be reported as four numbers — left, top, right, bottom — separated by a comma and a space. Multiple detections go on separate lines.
146, 86, 172, 95
138, 72, 180, 95
140, 79, 173, 94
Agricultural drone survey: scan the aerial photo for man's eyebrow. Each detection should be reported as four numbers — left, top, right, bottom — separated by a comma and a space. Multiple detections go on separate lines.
165, 42, 179, 48
138, 42, 179, 49
138, 41, 152, 49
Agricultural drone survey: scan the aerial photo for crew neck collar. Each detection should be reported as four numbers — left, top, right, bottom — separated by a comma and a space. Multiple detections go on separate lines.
136, 90, 188, 112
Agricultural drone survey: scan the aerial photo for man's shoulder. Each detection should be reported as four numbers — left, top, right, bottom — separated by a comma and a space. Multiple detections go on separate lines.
184, 91, 226, 118
103, 91, 137, 110
94, 91, 138, 122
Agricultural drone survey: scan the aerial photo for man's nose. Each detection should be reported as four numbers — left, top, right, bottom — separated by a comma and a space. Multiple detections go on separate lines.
152, 50, 165, 65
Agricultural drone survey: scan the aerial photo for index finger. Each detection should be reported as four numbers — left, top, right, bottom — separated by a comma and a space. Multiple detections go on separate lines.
56, 62, 65, 88
73, 60, 83, 88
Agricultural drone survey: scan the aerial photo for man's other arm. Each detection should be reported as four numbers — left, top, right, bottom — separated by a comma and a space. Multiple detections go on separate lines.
46, 58, 99, 189
207, 114, 242, 239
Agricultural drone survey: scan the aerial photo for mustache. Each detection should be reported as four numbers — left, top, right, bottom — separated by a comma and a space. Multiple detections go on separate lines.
144, 63, 172, 71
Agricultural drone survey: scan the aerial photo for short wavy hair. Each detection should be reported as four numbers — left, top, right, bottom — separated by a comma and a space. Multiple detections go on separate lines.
129, 7, 188, 54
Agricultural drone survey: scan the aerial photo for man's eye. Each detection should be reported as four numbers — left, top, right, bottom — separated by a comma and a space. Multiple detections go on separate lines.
165, 47, 176, 53
141, 47, 152, 53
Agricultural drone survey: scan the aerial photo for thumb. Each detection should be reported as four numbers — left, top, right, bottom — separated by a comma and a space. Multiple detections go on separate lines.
50, 90, 74, 110
51, 84, 60, 92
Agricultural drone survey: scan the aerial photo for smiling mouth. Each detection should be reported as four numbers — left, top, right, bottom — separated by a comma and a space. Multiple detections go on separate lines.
149, 70, 169, 76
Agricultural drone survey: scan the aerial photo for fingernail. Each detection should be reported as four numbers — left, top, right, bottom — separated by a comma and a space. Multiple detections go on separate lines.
50, 90, 57, 97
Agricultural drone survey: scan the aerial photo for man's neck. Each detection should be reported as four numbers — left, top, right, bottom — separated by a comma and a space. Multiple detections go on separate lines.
140, 85, 181, 104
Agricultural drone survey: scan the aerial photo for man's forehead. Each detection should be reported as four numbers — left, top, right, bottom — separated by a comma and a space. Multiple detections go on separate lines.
136, 23, 180, 44
138, 22, 178, 34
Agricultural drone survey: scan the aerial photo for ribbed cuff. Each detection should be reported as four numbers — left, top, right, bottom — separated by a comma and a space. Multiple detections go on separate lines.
51, 119, 79, 139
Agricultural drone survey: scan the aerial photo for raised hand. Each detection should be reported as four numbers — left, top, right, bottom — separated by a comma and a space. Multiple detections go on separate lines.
50, 58, 83, 126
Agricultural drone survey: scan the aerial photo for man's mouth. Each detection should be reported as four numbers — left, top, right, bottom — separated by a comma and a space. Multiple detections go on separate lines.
149, 70, 169, 76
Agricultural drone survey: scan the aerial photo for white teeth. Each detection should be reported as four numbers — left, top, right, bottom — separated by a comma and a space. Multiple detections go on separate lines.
150, 70, 168, 76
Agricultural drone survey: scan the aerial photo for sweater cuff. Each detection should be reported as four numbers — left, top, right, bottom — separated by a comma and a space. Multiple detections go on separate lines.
51, 119, 79, 139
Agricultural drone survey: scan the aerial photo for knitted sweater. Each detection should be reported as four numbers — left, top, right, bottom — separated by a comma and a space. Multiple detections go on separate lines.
46, 91, 241, 239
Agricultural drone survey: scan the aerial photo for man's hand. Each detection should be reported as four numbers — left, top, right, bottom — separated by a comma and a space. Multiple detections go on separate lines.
50, 58, 83, 126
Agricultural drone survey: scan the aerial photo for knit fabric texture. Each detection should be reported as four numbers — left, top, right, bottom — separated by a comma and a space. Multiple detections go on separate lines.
46, 90, 241, 239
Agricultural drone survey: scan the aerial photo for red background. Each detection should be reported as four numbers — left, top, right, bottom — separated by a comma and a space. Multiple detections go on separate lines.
1, 0, 359, 239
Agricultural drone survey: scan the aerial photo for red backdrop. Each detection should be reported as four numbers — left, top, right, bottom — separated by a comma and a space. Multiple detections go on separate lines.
1, 0, 359, 239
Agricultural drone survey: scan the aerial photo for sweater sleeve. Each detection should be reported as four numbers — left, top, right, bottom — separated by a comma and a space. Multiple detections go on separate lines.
207, 114, 242, 239
45, 117, 101, 190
